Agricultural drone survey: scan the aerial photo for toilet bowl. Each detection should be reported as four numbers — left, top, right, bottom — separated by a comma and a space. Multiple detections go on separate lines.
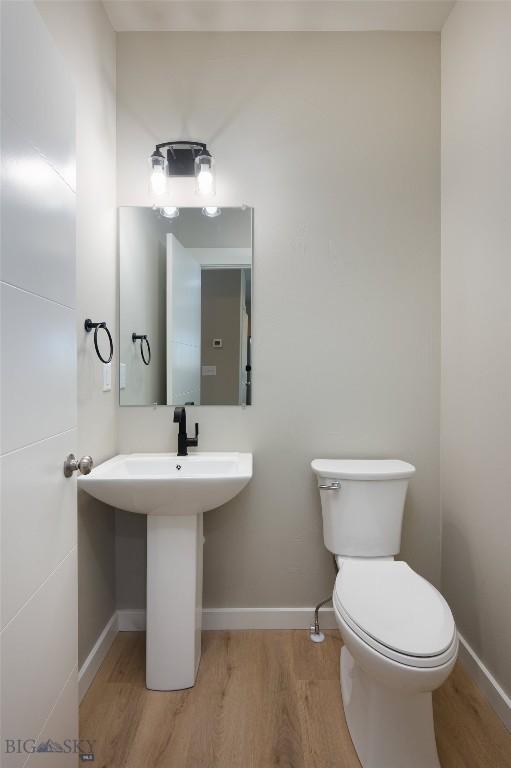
334, 558, 457, 768
311, 459, 458, 768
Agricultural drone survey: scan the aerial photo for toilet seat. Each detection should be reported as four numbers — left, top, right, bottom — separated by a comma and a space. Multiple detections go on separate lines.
333, 561, 457, 669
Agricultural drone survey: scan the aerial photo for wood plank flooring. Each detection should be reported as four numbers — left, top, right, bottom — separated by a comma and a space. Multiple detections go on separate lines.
80, 631, 511, 768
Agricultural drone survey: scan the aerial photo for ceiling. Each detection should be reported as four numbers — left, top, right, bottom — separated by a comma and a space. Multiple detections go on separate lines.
103, 1, 456, 33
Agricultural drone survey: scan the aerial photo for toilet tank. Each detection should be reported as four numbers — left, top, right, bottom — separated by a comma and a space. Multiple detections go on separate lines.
311, 459, 416, 557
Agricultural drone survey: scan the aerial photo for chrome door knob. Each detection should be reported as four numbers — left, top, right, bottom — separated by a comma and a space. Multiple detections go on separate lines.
63, 454, 94, 478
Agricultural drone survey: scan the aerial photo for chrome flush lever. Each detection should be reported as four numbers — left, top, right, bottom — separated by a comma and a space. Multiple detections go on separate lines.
63, 454, 94, 478
318, 481, 341, 490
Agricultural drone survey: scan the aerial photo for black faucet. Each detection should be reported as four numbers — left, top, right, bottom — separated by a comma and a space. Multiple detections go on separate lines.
173, 407, 199, 457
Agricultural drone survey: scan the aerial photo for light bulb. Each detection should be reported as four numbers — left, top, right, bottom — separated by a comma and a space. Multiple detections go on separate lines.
194, 153, 216, 196
150, 167, 166, 196
160, 206, 179, 219
202, 206, 221, 218
197, 166, 213, 194
149, 150, 167, 196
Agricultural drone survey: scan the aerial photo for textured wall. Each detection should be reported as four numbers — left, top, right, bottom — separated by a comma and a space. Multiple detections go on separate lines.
441, 2, 511, 697
116, 31, 441, 610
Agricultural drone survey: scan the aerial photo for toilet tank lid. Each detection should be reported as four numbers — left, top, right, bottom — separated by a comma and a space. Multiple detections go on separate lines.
311, 459, 416, 480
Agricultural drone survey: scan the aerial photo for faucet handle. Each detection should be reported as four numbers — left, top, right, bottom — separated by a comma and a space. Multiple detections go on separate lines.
186, 422, 199, 449
173, 406, 185, 424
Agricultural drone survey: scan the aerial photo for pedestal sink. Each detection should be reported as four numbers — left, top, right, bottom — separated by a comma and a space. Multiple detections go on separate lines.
79, 452, 252, 690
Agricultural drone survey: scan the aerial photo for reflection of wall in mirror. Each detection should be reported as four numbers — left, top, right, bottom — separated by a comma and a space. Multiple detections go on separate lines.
119, 207, 166, 405
201, 268, 246, 406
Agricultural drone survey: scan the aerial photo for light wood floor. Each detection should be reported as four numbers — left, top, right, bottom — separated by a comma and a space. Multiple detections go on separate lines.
80, 630, 511, 768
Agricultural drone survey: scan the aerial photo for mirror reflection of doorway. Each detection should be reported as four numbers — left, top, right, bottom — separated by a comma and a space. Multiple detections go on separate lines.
200, 266, 251, 406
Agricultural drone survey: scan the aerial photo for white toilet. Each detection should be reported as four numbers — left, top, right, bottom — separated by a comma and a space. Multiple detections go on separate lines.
311, 459, 458, 768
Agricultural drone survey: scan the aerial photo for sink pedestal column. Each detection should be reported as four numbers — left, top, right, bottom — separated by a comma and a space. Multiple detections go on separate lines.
146, 514, 203, 690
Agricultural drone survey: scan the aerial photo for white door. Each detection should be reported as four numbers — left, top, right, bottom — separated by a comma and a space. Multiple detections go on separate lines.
1, 2, 78, 765
166, 234, 201, 405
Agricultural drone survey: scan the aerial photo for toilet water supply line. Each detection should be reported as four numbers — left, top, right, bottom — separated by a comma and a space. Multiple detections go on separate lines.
310, 555, 339, 643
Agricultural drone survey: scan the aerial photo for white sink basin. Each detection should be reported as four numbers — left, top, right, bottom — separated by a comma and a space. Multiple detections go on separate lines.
78, 452, 252, 516
79, 450, 253, 692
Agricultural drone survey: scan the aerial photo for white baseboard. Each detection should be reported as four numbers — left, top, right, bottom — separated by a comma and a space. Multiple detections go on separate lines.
117, 606, 337, 631
202, 607, 337, 630
117, 608, 147, 631
458, 632, 511, 732
78, 612, 118, 702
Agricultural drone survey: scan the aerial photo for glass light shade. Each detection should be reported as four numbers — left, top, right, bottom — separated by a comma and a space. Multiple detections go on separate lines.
202, 206, 221, 218
149, 152, 167, 196
160, 206, 180, 219
195, 153, 215, 195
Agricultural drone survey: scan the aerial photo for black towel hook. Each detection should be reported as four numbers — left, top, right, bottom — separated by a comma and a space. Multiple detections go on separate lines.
84, 319, 113, 364
132, 333, 151, 366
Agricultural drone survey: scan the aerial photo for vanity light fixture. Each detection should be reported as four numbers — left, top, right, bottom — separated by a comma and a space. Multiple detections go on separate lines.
149, 141, 215, 197
159, 206, 180, 219
202, 206, 221, 218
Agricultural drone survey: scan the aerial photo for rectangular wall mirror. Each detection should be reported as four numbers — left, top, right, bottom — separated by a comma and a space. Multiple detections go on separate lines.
119, 206, 253, 406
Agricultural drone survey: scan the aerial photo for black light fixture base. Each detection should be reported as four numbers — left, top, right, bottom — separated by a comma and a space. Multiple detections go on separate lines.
166, 147, 195, 177
154, 140, 210, 177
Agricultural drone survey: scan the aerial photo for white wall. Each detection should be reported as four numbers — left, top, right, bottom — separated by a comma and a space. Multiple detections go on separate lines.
116, 31, 441, 610
188, 247, 252, 267
119, 207, 166, 405
37, 0, 117, 667
1, 2, 78, 761
441, 1, 511, 698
